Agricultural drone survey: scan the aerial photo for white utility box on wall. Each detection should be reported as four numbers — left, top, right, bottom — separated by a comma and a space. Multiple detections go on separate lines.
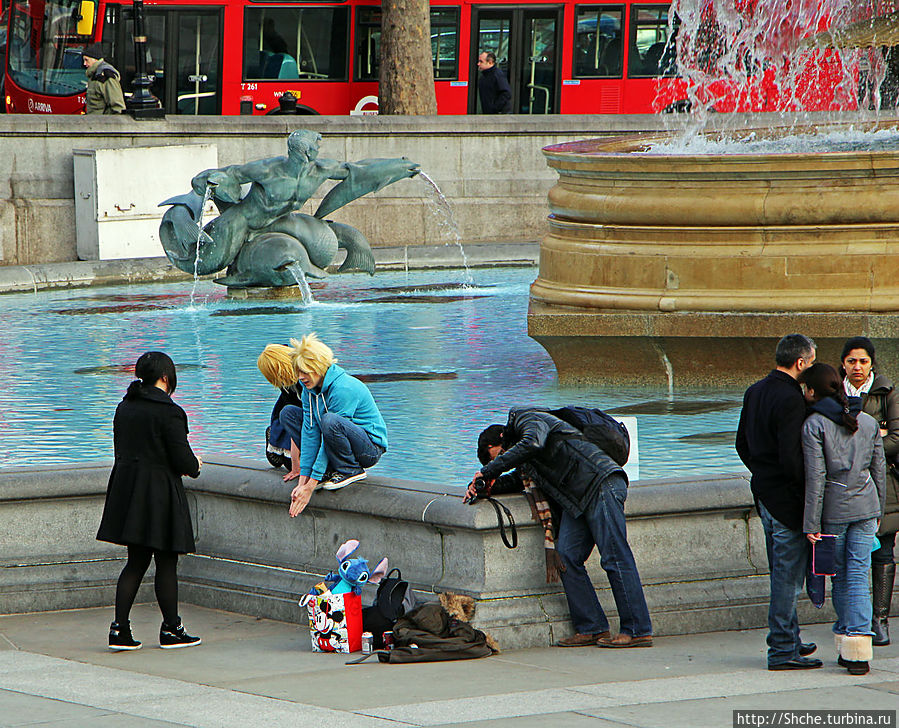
73, 144, 218, 260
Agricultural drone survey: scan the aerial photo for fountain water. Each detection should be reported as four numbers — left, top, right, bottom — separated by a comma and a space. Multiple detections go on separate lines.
189, 184, 215, 309
530, 3, 899, 387
418, 171, 473, 285
286, 262, 315, 306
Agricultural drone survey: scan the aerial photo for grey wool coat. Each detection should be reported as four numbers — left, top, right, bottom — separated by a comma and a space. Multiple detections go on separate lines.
802, 397, 886, 534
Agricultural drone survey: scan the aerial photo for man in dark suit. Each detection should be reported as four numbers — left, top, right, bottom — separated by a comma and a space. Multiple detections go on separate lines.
736, 333, 821, 670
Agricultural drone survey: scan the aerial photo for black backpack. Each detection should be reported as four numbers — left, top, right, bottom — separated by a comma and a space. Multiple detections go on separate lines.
549, 405, 630, 466
362, 568, 417, 645
373, 568, 416, 622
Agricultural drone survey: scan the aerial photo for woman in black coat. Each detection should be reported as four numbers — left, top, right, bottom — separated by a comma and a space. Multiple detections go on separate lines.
97, 351, 203, 651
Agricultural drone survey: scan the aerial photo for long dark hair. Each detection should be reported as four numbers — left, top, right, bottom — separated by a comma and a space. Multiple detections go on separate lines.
800, 362, 858, 433
125, 351, 177, 399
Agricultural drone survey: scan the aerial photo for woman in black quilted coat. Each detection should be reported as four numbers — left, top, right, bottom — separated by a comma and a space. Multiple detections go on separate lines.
97, 352, 203, 651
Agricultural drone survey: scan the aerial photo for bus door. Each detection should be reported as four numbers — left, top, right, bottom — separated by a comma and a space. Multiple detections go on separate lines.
470, 6, 562, 114
107, 4, 222, 114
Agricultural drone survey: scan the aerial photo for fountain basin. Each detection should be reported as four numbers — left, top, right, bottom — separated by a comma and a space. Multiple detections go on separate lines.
530, 129, 899, 387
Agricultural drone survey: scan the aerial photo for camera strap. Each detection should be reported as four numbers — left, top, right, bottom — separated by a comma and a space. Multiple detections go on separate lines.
484, 496, 517, 549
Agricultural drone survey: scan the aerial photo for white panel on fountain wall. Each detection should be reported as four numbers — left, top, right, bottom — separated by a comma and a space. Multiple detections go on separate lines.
73, 145, 218, 261
618, 416, 639, 482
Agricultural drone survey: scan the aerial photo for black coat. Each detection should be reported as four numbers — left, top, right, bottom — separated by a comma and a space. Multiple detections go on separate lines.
478, 65, 513, 114
481, 407, 623, 518
97, 384, 200, 553
860, 372, 899, 532
735, 370, 806, 531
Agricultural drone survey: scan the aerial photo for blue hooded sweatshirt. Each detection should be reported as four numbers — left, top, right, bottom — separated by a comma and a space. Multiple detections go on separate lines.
299, 364, 388, 479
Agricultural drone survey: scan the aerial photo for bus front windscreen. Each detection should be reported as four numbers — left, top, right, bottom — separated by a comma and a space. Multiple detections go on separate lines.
7, 0, 88, 96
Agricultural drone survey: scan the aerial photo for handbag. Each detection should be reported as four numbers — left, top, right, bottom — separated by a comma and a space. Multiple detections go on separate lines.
811, 535, 837, 577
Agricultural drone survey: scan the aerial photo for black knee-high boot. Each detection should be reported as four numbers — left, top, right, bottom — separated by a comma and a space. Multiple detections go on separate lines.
872, 563, 895, 647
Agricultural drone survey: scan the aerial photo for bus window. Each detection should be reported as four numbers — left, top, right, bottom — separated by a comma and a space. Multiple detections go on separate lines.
356, 7, 460, 82
354, 6, 380, 81
431, 7, 459, 80
574, 5, 623, 77
7, 0, 87, 96
243, 7, 349, 81
627, 4, 677, 78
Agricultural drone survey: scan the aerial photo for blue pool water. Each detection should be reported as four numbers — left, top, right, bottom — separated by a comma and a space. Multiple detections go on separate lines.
0, 267, 746, 483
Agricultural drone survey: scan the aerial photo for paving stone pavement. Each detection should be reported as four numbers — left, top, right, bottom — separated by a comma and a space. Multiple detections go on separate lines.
0, 604, 897, 727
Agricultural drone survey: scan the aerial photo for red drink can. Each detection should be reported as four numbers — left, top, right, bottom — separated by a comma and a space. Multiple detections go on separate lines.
382, 631, 395, 649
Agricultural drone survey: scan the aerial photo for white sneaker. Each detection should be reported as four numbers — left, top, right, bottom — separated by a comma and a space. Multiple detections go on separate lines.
321, 471, 367, 491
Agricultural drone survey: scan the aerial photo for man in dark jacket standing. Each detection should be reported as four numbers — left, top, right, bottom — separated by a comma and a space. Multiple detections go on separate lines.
82, 44, 126, 114
473, 407, 652, 648
736, 333, 821, 670
477, 52, 513, 114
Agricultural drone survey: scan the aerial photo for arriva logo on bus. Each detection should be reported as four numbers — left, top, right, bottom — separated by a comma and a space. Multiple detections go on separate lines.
350, 96, 379, 116
26, 98, 53, 113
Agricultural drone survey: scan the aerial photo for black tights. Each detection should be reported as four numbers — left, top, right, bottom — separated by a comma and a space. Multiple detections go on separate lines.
114, 545, 179, 626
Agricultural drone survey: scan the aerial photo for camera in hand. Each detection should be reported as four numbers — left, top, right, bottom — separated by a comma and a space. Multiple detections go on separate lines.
465, 476, 489, 504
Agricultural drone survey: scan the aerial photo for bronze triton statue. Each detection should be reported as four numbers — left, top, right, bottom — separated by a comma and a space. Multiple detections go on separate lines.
159, 130, 420, 288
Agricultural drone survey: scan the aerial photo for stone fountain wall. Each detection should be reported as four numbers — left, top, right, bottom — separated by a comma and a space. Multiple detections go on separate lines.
0, 114, 667, 268
530, 122, 899, 387
0, 459, 841, 649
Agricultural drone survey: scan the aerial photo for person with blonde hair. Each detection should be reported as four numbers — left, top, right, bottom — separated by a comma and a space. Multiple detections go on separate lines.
257, 343, 303, 479
280, 333, 388, 516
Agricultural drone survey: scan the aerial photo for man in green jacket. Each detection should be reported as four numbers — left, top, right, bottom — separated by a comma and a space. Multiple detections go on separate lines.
82, 44, 126, 114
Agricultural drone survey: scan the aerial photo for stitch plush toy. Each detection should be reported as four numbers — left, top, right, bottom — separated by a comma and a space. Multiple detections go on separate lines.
326, 539, 388, 595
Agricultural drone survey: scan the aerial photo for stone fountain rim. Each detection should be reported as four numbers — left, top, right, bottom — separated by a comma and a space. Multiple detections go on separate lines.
543, 122, 899, 162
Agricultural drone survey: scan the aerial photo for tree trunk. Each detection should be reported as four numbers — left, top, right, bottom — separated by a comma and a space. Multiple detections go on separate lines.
380, 0, 438, 114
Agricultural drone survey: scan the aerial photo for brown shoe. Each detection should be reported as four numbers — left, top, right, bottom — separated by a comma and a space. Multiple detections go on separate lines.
597, 633, 653, 648
556, 631, 610, 647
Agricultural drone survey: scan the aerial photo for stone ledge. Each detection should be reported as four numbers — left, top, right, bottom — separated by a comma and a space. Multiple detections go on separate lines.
0, 243, 539, 295
0, 460, 849, 647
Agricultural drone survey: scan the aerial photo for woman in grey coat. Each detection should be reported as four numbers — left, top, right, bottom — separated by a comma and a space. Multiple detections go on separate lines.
801, 363, 886, 676
840, 336, 899, 646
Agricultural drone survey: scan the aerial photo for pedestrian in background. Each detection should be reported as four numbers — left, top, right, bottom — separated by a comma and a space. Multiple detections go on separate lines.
82, 43, 126, 114
736, 333, 822, 670
801, 362, 885, 675
838, 336, 899, 646
477, 51, 512, 114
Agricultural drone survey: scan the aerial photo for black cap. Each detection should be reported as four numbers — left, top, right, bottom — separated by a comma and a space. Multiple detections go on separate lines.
82, 43, 105, 60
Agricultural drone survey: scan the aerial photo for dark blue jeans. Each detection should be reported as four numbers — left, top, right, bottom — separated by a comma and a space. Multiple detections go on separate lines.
319, 412, 383, 475
556, 473, 652, 637
757, 501, 808, 666
279, 406, 383, 476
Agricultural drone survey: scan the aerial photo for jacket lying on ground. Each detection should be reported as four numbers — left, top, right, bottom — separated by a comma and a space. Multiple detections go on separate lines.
480, 407, 623, 519
802, 395, 886, 533
378, 603, 493, 663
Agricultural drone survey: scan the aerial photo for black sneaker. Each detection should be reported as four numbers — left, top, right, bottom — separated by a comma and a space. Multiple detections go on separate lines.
159, 619, 202, 649
109, 620, 142, 651
321, 470, 367, 491
314, 471, 336, 491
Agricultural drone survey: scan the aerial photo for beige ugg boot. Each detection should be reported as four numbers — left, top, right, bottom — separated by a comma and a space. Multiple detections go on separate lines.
838, 634, 872, 675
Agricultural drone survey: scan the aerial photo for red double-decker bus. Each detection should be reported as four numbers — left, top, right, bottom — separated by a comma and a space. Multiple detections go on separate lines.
0, 0, 863, 115
3, 0, 696, 114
